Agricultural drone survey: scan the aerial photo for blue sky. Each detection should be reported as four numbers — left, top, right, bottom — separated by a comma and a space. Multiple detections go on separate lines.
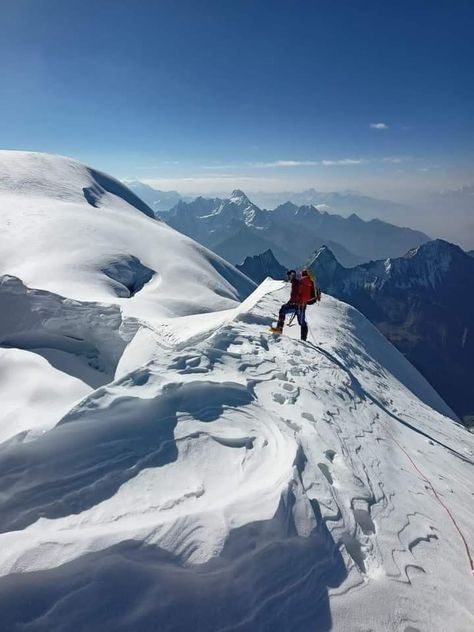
1, 0, 473, 201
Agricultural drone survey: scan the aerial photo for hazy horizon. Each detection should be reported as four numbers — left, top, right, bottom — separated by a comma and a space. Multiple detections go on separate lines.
1, 0, 472, 246
126, 178, 474, 248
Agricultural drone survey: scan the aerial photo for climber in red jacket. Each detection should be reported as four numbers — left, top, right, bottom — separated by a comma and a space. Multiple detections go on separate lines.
270, 269, 319, 340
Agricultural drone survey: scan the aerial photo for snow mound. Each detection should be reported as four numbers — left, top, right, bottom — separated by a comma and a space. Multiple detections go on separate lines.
0, 150, 155, 218
0, 274, 139, 443
0, 151, 255, 320
0, 278, 472, 631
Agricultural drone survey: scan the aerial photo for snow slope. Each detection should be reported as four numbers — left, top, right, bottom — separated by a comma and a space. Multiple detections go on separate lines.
0, 153, 473, 631
0, 151, 254, 322
0, 277, 473, 630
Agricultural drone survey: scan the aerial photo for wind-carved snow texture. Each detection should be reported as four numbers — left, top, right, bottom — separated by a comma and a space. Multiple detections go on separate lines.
0, 275, 137, 383
0, 152, 472, 631
0, 278, 473, 632
0, 275, 139, 443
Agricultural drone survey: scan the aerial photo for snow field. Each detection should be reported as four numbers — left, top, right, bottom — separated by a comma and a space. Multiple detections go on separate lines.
0, 152, 472, 631
0, 279, 472, 631
0, 151, 255, 322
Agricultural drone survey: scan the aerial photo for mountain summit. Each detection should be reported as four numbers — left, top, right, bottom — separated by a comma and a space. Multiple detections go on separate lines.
230, 188, 250, 202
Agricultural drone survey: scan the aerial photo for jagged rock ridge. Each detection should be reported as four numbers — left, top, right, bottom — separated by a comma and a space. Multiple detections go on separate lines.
310, 240, 474, 420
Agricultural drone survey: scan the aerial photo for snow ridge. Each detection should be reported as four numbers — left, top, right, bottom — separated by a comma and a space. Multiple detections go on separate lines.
0, 279, 472, 631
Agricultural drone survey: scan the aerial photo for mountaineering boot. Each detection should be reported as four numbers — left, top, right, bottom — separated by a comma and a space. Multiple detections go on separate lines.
269, 325, 283, 335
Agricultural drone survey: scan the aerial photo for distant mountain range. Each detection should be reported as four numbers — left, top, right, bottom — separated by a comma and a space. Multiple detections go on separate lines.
126, 182, 412, 220
307, 239, 474, 422
126, 181, 474, 252
160, 190, 429, 268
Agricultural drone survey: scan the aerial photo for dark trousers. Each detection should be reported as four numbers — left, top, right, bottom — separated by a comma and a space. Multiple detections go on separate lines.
277, 303, 308, 341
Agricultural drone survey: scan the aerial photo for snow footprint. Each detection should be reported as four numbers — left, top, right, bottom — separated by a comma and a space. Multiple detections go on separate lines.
169, 354, 207, 374
289, 366, 306, 377
324, 449, 336, 462
271, 376, 299, 405
352, 499, 376, 535
272, 389, 298, 405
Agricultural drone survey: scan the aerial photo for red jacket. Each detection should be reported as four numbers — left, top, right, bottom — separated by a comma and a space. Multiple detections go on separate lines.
288, 278, 300, 303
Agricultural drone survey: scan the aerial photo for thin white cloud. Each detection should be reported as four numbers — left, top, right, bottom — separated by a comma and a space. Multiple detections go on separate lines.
321, 159, 364, 166
252, 158, 364, 168
254, 157, 413, 168
380, 156, 411, 164
274, 160, 319, 167
134, 155, 422, 195
141, 175, 282, 194
192, 156, 415, 173
370, 122, 389, 130
255, 160, 320, 168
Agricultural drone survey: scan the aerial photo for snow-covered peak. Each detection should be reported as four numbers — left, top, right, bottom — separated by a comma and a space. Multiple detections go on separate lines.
0, 151, 254, 320
312, 238, 474, 294
190, 190, 266, 228
309, 245, 343, 275
229, 188, 250, 203
312, 244, 339, 263
227, 190, 261, 225
0, 151, 155, 218
390, 238, 468, 289
406, 237, 462, 261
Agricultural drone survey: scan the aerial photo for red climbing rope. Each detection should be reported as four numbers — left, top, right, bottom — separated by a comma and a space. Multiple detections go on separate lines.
387, 429, 474, 576
305, 324, 473, 576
